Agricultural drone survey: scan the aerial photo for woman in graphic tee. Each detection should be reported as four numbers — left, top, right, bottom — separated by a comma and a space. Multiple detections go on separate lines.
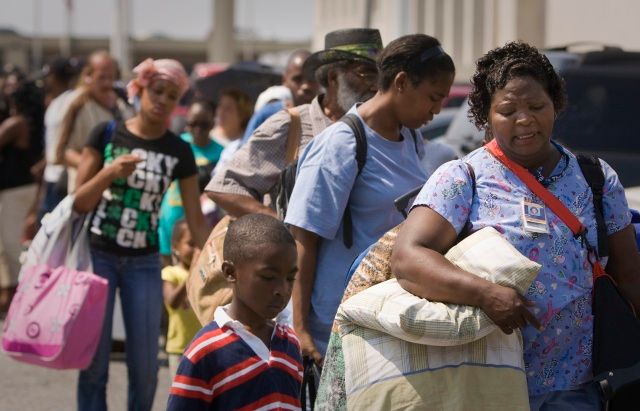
73, 58, 208, 411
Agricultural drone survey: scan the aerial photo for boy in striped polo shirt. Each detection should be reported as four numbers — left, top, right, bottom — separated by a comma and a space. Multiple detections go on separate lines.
167, 214, 302, 410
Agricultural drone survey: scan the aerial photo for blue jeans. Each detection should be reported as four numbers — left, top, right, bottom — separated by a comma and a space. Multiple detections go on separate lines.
77, 248, 162, 411
529, 384, 602, 411
37, 181, 66, 223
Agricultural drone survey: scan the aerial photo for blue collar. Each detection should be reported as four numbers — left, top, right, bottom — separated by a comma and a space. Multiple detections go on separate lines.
528, 141, 570, 188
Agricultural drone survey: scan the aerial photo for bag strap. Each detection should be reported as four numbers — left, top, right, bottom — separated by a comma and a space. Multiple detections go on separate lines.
485, 140, 585, 236
300, 357, 318, 410
339, 113, 368, 249
576, 154, 609, 258
285, 108, 302, 165
485, 140, 610, 279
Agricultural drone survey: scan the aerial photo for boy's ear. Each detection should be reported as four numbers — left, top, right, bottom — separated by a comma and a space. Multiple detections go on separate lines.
222, 261, 237, 284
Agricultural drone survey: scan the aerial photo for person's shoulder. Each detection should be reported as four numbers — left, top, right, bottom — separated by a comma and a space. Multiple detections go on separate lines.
241, 108, 292, 145
183, 320, 225, 355
48, 89, 76, 111
256, 108, 292, 131
461, 146, 493, 167
180, 132, 193, 144
64, 88, 84, 107
310, 119, 353, 145
162, 129, 192, 150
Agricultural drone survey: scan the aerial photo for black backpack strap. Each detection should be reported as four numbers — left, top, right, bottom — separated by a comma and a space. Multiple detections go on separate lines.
341, 114, 368, 175
339, 113, 368, 248
577, 154, 609, 258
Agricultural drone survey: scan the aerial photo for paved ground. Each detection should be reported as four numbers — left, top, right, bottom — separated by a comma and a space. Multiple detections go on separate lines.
0, 319, 171, 411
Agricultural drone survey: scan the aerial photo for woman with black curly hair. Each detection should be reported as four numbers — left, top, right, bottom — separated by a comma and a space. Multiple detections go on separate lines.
391, 41, 640, 409
0, 80, 44, 313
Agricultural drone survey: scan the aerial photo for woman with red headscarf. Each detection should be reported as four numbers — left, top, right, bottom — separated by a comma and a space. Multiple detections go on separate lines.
73, 58, 208, 411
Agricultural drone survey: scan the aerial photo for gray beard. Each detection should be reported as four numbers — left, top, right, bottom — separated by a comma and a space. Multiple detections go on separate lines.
336, 73, 375, 113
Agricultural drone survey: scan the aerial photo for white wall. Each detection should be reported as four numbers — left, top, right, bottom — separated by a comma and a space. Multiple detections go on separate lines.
545, 0, 640, 51
312, 0, 640, 80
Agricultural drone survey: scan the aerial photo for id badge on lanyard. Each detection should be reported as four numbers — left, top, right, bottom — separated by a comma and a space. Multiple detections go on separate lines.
521, 197, 550, 234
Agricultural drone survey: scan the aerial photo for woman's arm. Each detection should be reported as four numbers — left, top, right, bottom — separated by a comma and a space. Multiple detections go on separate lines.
605, 224, 640, 313
391, 206, 540, 333
207, 191, 277, 218
64, 149, 83, 168
179, 175, 209, 249
73, 148, 141, 213
289, 225, 323, 364
0, 116, 28, 149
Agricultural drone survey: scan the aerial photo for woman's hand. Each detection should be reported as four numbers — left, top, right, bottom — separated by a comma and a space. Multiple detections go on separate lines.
107, 154, 142, 179
74, 148, 139, 213
479, 283, 541, 334
296, 328, 323, 366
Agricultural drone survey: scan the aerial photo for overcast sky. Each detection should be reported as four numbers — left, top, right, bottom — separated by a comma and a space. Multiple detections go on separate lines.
1, 0, 314, 41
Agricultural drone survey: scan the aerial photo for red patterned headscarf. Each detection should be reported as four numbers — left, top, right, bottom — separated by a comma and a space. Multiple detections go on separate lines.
126, 58, 189, 102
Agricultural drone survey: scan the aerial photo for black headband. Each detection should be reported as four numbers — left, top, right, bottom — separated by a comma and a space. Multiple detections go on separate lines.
405, 45, 447, 72
416, 45, 445, 63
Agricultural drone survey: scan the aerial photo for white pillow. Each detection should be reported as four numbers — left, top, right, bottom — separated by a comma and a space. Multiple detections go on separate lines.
336, 226, 541, 346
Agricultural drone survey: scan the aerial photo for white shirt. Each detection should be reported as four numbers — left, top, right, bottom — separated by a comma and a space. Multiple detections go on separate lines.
214, 305, 291, 362
43, 89, 81, 183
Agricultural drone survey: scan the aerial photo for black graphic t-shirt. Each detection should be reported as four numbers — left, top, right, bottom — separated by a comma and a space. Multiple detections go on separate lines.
87, 122, 197, 256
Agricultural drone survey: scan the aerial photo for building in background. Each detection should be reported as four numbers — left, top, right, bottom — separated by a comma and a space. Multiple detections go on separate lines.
0, 29, 308, 76
313, 0, 640, 81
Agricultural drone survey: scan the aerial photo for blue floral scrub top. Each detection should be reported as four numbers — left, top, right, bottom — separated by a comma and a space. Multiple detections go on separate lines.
412, 144, 631, 396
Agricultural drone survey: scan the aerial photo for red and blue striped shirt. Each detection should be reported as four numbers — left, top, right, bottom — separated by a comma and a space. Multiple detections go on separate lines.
167, 306, 303, 410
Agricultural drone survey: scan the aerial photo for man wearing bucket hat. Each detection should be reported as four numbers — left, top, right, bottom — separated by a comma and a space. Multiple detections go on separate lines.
206, 28, 382, 217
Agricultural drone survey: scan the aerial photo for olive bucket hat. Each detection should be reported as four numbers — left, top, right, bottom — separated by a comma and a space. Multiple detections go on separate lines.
303, 28, 383, 80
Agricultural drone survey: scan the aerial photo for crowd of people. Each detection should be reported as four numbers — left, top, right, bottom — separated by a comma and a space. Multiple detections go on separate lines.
0, 25, 638, 411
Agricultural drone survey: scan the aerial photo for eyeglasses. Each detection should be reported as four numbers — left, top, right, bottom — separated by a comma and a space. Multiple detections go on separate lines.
352, 70, 378, 82
186, 120, 213, 129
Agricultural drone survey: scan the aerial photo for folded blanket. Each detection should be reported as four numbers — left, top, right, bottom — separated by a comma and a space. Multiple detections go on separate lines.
316, 227, 540, 411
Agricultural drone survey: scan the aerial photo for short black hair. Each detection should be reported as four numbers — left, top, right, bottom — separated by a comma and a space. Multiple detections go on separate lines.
377, 34, 455, 91
223, 214, 296, 264
286, 49, 311, 71
10, 81, 44, 152
171, 219, 189, 247
42, 57, 79, 84
468, 41, 566, 130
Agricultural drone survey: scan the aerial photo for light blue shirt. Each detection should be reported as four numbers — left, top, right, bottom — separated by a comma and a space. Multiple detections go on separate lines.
284, 106, 428, 354
413, 144, 631, 395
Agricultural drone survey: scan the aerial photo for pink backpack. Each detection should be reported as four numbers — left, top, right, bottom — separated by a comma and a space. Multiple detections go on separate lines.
1, 196, 108, 369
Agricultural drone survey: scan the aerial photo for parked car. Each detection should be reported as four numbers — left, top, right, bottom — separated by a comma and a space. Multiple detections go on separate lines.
420, 107, 459, 140
442, 45, 640, 187
442, 84, 472, 109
